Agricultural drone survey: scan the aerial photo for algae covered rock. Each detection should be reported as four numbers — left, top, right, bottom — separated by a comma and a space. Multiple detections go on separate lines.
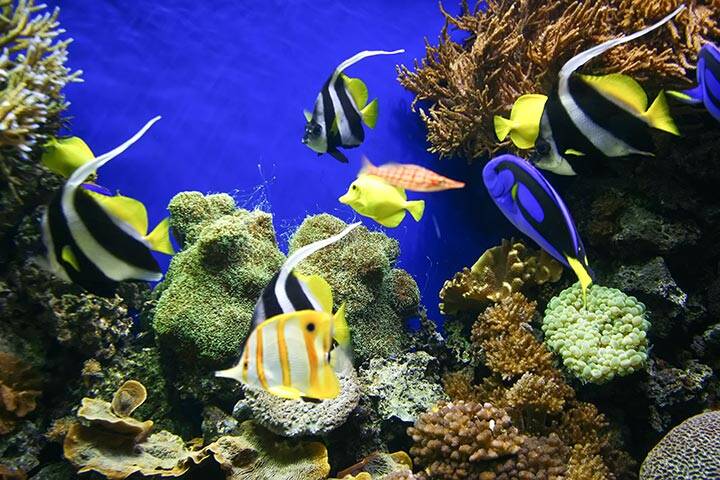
542, 283, 650, 384
235, 369, 361, 437
289, 214, 420, 363
359, 351, 447, 425
153, 192, 284, 368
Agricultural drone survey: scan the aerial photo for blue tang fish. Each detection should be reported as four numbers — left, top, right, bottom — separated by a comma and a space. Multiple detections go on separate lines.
669, 43, 720, 122
483, 154, 592, 301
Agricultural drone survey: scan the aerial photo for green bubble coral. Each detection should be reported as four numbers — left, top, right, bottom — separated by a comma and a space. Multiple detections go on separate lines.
542, 283, 650, 384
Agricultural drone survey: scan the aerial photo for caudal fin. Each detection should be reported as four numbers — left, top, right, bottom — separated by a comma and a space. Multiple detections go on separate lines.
406, 199, 425, 222
643, 91, 680, 135
146, 217, 175, 255
566, 256, 593, 307
494, 115, 514, 141
361, 98, 378, 128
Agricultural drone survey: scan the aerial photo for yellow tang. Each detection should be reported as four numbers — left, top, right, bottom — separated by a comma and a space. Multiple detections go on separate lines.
216, 308, 351, 401
339, 174, 424, 228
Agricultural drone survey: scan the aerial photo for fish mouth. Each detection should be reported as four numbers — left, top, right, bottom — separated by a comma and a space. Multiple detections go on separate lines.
338, 193, 350, 204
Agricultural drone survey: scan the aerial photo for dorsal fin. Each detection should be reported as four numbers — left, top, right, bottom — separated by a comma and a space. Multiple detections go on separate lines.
559, 6, 685, 81
330, 49, 405, 84
65, 116, 162, 193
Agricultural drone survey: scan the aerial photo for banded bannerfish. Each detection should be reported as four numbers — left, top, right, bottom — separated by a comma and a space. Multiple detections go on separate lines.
483, 154, 593, 304
40, 116, 174, 297
302, 49, 404, 163
510, 6, 685, 175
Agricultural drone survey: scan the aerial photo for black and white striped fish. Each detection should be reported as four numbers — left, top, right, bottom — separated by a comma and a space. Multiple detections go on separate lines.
252, 222, 360, 326
40, 116, 174, 297
302, 49, 404, 163
532, 5, 685, 175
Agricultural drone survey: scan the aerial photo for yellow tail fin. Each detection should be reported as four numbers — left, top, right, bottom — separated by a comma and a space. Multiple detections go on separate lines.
406, 199, 425, 222
361, 99, 378, 128
643, 91, 680, 136
145, 217, 175, 255
566, 256, 593, 307
493, 115, 514, 141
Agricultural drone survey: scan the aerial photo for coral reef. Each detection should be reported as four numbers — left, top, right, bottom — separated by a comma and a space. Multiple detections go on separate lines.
397, 0, 720, 159
288, 214, 421, 363
439, 239, 562, 315
235, 369, 361, 437
543, 283, 650, 384
359, 352, 447, 424
153, 192, 284, 369
407, 401, 525, 479
640, 410, 720, 479
0, 353, 40, 436
333, 451, 414, 480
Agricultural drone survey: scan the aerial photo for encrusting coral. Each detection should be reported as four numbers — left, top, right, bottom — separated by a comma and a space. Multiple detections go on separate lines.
236, 369, 361, 437
0, 352, 40, 436
333, 451, 414, 480
440, 239, 562, 315
153, 191, 285, 368
288, 213, 421, 363
397, 0, 720, 159
542, 283, 650, 384
640, 410, 720, 480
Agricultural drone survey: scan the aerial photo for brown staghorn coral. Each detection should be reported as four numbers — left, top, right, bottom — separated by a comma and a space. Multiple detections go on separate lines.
397, 0, 720, 160
440, 239, 562, 315
407, 401, 525, 479
471, 293, 555, 379
0, 352, 40, 436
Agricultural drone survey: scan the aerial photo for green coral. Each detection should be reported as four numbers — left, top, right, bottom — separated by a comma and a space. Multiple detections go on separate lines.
542, 283, 650, 384
153, 192, 284, 368
288, 214, 420, 363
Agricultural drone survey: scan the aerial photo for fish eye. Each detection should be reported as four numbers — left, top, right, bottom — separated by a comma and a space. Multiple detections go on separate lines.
351, 185, 357, 190
536, 139, 550, 155
306, 322, 315, 332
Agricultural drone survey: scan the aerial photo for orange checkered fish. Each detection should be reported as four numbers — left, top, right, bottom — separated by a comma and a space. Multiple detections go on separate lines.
359, 156, 465, 192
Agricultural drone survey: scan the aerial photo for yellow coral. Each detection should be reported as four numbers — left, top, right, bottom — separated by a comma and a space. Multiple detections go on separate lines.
440, 239, 561, 315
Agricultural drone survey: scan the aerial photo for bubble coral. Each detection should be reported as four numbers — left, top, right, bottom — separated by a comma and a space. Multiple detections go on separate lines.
0, 353, 40, 436
640, 410, 720, 480
542, 283, 650, 384
397, 0, 720, 160
289, 213, 420, 362
440, 239, 562, 315
407, 401, 525, 479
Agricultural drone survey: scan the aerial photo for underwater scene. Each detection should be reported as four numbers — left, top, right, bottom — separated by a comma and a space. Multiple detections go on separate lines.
2, 0, 720, 479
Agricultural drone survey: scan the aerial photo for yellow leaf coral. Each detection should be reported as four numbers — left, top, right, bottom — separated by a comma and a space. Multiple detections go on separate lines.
440, 239, 562, 315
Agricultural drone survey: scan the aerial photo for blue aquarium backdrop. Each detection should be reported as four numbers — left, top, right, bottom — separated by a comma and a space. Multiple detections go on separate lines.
48, 0, 510, 322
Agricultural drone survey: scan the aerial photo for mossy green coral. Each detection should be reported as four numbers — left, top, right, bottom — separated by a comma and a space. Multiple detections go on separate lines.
153, 192, 284, 368
288, 214, 420, 363
542, 283, 650, 384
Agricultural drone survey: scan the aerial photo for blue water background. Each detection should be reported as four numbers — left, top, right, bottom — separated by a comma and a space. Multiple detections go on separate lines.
48, 1, 511, 323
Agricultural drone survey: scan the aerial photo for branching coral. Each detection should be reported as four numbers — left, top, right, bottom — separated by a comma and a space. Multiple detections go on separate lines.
397, 0, 720, 159
0, 0, 82, 160
440, 239, 562, 315
0, 352, 40, 436
408, 401, 525, 479
471, 293, 555, 379
542, 283, 650, 384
